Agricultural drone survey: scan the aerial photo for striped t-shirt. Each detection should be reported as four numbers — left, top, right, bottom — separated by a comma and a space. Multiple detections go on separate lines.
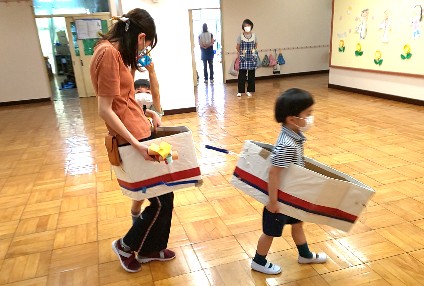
270, 126, 306, 168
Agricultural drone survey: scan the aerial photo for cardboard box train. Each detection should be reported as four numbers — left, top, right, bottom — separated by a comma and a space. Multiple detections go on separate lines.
112, 126, 201, 200
231, 140, 375, 232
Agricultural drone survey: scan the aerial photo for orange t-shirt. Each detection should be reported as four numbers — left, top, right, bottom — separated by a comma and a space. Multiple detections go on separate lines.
90, 40, 151, 141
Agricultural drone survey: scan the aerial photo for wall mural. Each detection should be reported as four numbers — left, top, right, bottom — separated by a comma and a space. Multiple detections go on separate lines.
330, 0, 424, 76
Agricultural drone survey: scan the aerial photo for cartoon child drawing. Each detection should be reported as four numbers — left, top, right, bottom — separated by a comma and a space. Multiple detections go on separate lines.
356, 9, 369, 39
379, 10, 391, 43
412, 5, 422, 39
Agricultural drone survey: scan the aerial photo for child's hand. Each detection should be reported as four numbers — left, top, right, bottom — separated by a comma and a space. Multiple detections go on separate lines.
144, 62, 155, 73
146, 110, 161, 132
266, 202, 279, 213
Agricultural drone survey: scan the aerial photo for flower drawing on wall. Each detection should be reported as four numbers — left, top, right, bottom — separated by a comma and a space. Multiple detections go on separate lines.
355, 43, 364, 56
374, 50, 383, 65
401, 44, 412, 59
339, 40, 346, 52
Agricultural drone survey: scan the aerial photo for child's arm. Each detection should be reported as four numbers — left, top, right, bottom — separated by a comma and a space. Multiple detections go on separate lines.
267, 165, 285, 213
145, 63, 162, 114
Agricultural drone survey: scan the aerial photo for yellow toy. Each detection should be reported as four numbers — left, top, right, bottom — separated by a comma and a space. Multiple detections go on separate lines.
148, 141, 179, 163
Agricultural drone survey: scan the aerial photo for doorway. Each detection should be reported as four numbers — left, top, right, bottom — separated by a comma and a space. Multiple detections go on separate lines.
64, 14, 111, 98
35, 17, 77, 100
190, 8, 222, 86
36, 14, 111, 99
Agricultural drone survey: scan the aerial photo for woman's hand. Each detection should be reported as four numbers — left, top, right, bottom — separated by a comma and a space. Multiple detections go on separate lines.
134, 142, 155, 161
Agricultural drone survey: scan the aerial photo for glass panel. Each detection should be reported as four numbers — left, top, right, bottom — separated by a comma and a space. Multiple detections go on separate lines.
70, 22, 80, 56
187, 0, 220, 9
33, 0, 109, 16
101, 19, 108, 34
82, 39, 97, 56
36, 17, 69, 74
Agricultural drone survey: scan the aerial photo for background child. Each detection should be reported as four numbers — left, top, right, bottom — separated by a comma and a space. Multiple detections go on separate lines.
131, 62, 164, 224
251, 88, 327, 275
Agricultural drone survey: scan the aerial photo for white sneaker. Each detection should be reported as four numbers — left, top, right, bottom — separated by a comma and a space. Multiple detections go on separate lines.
237, 93, 242, 97
210, 80, 214, 84
204, 80, 208, 83
251, 260, 281, 275
298, 252, 327, 264
246, 92, 252, 97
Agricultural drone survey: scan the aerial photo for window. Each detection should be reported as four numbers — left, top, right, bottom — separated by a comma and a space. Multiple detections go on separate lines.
33, 0, 109, 16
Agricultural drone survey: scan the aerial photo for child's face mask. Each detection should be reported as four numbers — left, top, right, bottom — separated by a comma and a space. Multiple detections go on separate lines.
135, 92, 153, 106
244, 26, 251, 32
297, 115, 314, 132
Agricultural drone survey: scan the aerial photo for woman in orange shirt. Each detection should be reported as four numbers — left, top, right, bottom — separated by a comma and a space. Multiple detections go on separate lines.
90, 8, 175, 273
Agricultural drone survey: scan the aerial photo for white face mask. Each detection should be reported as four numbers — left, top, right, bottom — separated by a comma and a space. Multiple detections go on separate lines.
298, 115, 314, 132
135, 92, 153, 106
244, 26, 251, 32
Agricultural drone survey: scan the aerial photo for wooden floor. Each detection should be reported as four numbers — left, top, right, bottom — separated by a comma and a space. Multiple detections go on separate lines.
1, 74, 424, 285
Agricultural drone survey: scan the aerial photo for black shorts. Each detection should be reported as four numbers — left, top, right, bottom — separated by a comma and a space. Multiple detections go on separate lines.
262, 207, 301, 237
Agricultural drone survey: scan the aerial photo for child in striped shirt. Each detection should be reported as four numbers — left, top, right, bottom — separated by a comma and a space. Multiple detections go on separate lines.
251, 88, 327, 275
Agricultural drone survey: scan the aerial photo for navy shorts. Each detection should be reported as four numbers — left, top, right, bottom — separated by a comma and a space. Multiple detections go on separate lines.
262, 207, 301, 237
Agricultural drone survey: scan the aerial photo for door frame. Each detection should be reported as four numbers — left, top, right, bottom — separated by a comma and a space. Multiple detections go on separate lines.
65, 14, 111, 98
188, 8, 223, 85
36, 13, 110, 98
188, 10, 197, 86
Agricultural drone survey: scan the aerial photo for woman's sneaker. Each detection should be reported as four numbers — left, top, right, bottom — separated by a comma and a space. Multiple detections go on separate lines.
246, 92, 252, 97
136, 249, 176, 263
298, 252, 327, 264
237, 93, 242, 97
251, 260, 281, 275
112, 239, 142, 272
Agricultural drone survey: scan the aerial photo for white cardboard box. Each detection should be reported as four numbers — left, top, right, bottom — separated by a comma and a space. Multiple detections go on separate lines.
113, 126, 201, 200
231, 140, 375, 232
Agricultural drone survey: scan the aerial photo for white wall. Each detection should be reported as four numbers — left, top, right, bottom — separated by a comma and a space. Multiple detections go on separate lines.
329, 68, 424, 101
221, 0, 332, 82
0, 1, 51, 103
121, 0, 196, 111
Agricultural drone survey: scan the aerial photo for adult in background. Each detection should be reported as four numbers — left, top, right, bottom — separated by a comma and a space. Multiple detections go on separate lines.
199, 23, 215, 84
236, 19, 258, 97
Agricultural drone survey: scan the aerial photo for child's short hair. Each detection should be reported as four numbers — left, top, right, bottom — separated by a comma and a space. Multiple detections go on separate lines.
274, 88, 314, 123
134, 79, 150, 89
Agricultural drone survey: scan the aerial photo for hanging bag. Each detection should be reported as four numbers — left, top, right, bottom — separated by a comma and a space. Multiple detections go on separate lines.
261, 54, 270, 67
256, 52, 262, 68
277, 52, 285, 65
234, 56, 240, 71
269, 53, 277, 66
228, 56, 239, 76
273, 50, 281, 74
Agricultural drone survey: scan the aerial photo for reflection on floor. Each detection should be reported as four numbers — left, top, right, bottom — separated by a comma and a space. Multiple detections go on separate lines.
50, 75, 79, 101
0, 74, 424, 285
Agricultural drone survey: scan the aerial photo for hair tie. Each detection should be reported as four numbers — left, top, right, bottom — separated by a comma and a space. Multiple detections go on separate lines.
110, 15, 130, 31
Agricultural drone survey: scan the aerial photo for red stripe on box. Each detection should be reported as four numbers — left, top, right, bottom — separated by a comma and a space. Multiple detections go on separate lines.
118, 167, 201, 189
233, 166, 357, 223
